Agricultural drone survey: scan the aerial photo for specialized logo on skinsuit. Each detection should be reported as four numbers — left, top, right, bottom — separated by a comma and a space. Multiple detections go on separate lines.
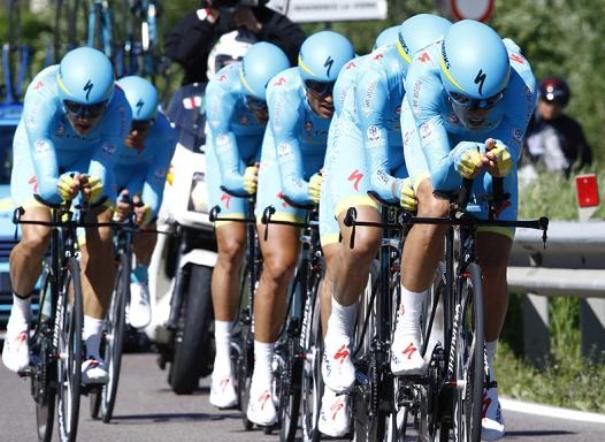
509, 53, 525, 64
220, 193, 232, 209
474, 69, 487, 96
33, 81, 44, 90
84, 80, 94, 101
418, 52, 431, 63
28, 176, 38, 193
373, 53, 384, 61
348, 169, 363, 191
345, 61, 357, 70
135, 99, 144, 117
273, 76, 287, 86
333, 344, 350, 364
324, 56, 335, 78
277, 192, 289, 208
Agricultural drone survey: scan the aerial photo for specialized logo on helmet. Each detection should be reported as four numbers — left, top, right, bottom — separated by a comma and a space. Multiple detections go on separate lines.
474, 69, 487, 96
324, 56, 334, 78
84, 80, 94, 101
135, 99, 145, 117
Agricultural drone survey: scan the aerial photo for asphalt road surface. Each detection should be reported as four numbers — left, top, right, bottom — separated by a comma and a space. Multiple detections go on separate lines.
1, 354, 604, 441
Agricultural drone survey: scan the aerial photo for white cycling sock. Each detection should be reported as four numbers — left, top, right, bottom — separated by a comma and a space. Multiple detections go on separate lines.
485, 339, 498, 378
83, 316, 104, 360
8, 294, 31, 330
214, 320, 233, 371
397, 285, 425, 335
327, 296, 357, 337
252, 340, 274, 389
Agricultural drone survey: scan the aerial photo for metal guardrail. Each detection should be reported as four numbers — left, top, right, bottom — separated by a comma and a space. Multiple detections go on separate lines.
508, 221, 605, 366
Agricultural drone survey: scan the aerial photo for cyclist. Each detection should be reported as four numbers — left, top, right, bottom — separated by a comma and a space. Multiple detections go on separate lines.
319, 14, 452, 436
245, 30, 354, 427
112, 76, 176, 329
205, 42, 290, 409
396, 20, 536, 440
2, 47, 131, 384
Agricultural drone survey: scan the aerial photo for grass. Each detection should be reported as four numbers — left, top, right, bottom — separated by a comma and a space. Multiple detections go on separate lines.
496, 171, 605, 413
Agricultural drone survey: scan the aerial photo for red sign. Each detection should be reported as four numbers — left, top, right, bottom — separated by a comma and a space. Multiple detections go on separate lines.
575, 174, 599, 208
450, 0, 495, 23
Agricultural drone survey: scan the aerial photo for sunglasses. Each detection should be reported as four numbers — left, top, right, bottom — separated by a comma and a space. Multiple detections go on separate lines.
304, 79, 335, 97
63, 100, 108, 118
131, 119, 152, 132
244, 95, 268, 113
449, 91, 504, 110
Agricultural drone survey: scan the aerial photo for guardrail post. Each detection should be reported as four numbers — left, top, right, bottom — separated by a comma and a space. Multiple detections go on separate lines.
580, 299, 605, 362
522, 293, 550, 368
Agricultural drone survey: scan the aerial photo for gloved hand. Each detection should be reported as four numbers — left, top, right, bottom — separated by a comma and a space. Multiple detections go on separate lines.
134, 204, 153, 226
80, 175, 103, 203
57, 173, 80, 201
453, 142, 484, 179
308, 173, 324, 204
243, 165, 259, 195
484, 138, 513, 177
400, 177, 417, 212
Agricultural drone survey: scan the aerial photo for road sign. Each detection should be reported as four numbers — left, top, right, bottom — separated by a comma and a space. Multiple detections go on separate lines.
448, 0, 495, 22
267, 0, 388, 23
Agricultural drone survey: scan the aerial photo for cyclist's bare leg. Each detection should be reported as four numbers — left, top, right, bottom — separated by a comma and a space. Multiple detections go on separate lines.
211, 222, 246, 322
254, 223, 300, 342
320, 244, 338, 337
9, 207, 52, 297
476, 231, 512, 343
210, 221, 246, 408
392, 178, 449, 375
81, 206, 116, 318
132, 223, 157, 266
400, 178, 449, 291
332, 206, 381, 306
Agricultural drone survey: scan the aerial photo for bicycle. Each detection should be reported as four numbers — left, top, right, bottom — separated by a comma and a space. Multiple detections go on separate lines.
3, 0, 29, 104
121, 0, 160, 80
87, 0, 115, 58
209, 188, 260, 431
52, 0, 84, 62
14, 193, 111, 442
260, 201, 324, 441
89, 208, 138, 422
345, 177, 549, 441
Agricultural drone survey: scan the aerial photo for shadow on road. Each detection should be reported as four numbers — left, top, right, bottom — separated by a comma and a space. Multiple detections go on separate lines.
111, 411, 240, 424
505, 430, 576, 438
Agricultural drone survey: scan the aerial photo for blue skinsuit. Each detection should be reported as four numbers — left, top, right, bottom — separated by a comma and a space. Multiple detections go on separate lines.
401, 40, 537, 237
11, 65, 131, 207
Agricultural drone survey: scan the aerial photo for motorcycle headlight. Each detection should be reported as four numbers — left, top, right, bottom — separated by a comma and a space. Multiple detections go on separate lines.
187, 171, 207, 213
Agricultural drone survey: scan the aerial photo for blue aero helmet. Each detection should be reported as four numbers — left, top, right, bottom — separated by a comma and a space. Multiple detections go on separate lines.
439, 20, 511, 101
373, 26, 400, 50
240, 42, 290, 100
57, 47, 115, 106
397, 14, 452, 75
298, 31, 355, 84
116, 76, 159, 121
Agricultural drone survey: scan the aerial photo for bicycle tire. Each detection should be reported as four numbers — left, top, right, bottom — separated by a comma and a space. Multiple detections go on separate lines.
99, 252, 130, 421
300, 283, 322, 442
234, 262, 254, 430
56, 257, 83, 442
453, 262, 484, 442
169, 264, 214, 394
278, 264, 310, 442
33, 272, 57, 442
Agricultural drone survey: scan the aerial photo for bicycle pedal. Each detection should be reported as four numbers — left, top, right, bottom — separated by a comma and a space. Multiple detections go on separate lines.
18, 366, 33, 377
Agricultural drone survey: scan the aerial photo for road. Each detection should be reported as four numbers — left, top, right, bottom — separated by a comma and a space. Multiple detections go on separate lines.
0, 354, 604, 441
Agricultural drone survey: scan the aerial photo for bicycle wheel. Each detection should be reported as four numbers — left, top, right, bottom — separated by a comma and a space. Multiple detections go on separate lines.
234, 263, 254, 431
453, 262, 484, 442
300, 282, 322, 442
278, 267, 309, 442
97, 252, 129, 422
33, 272, 57, 442
56, 257, 83, 442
